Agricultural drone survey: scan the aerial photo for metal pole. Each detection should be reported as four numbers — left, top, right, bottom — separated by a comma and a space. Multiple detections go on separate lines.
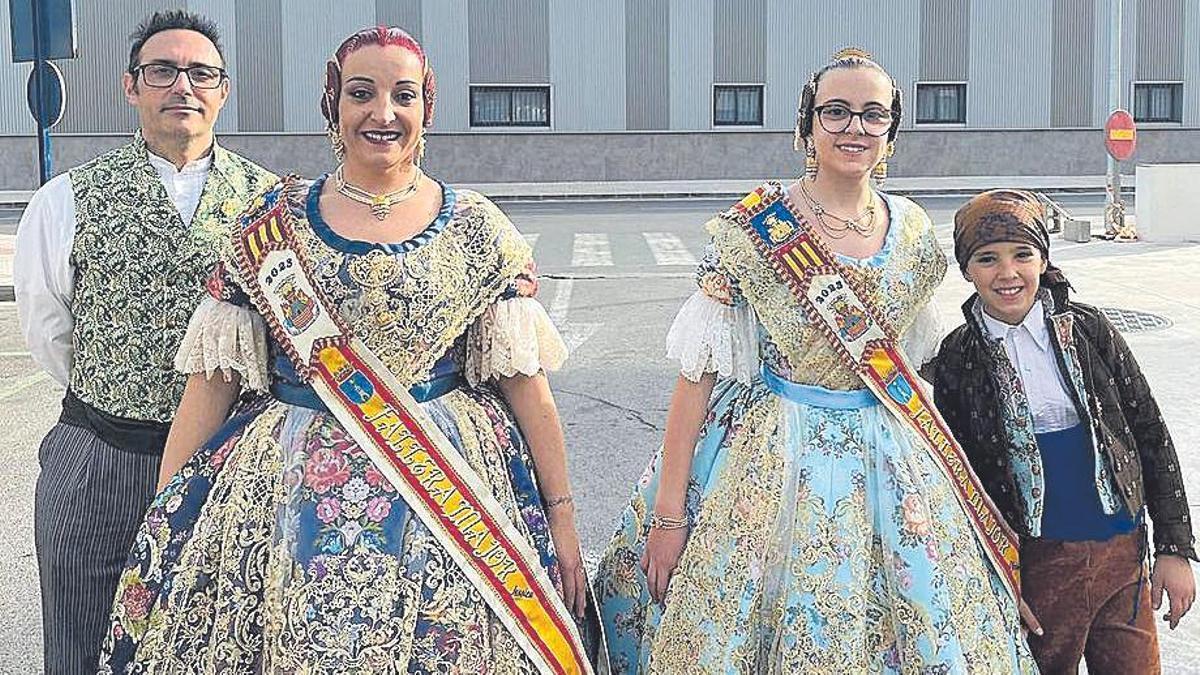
1106, 0, 1122, 233
31, 0, 52, 185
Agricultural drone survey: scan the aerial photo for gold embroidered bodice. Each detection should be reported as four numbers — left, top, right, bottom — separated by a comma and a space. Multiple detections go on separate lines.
704, 182, 947, 390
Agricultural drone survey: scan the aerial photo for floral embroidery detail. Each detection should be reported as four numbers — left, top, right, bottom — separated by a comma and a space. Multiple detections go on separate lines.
970, 299, 1047, 535
595, 186, 1033, 674
99, 177, 572, 672
705, 185, 947, 389
68, 135, 275, 421
1048, 311, 1123, 514
972, 295, 1123, 534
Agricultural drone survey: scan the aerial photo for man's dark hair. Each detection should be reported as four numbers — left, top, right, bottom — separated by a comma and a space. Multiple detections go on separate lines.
127, 10, 224, 73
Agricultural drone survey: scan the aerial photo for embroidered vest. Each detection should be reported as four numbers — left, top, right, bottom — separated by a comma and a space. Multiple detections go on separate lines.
69, 136, 276, 421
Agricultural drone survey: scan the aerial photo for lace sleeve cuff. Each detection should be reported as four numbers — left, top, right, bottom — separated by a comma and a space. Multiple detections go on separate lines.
466, 297, 568, 385
667, 291, 758, 384
174, 296, 270, 392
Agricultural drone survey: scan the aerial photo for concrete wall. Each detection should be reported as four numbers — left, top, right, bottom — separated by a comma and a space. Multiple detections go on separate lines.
549, 0, 626, 131
1136, 163, 1200, 242
4, 127, 1197, 189
5, 0, 1200, 136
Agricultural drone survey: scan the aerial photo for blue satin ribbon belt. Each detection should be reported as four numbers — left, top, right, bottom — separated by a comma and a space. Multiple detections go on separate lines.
760, 365, 877, 410
271, 372, 465, 412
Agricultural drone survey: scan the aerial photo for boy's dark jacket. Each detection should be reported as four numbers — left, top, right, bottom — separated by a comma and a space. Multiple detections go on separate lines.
930, 284, 1196, 561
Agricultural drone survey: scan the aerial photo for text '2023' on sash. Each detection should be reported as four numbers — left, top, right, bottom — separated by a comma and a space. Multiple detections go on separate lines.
728, 184, 1022, 602
232, 189, 593, 675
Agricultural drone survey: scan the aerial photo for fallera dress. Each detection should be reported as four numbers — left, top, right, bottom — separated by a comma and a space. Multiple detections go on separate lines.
99, 175, 570, 673
593, 184, 1036, 674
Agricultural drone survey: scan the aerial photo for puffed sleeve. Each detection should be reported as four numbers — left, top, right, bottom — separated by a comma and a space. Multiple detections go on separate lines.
666, 242, 759, 384
173, 260, 271, 392
900, 300, 948, 370
465, 261, 568, 385
897, 197, 950, 370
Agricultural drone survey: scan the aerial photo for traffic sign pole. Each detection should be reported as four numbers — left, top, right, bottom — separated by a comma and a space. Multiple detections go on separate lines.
1105, 0, 1123, 237
31, 0, 52, 185
1103, 109, 1137, 241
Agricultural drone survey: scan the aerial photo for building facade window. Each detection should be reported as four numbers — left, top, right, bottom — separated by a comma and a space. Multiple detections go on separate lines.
915, 83, 967, 124
1133, 82, 1183, 123
713, 85, 763, 126
469, 86, 551, 127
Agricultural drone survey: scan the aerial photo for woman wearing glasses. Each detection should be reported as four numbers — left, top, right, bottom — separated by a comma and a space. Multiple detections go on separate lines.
594, 49, 1035, 673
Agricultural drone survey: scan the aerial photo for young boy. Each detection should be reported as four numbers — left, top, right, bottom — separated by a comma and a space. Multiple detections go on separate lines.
932, 189, 1195, 673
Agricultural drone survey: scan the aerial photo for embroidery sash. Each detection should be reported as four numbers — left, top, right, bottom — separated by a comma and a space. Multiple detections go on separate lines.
727, 185, 1021, 602
234, 200, 592, 675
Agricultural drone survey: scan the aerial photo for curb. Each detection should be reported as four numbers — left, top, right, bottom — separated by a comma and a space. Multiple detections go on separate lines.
484, 185, 1136, 203
0, 185, 1137, 208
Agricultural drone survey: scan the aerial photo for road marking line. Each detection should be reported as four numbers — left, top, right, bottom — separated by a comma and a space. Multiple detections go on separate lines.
0, 370, 48, 402
571, 234, 612, 267
643, 232, 697, 266
0, 351, 32, 357
547, 277, 601, 353
549, 278, 573, 327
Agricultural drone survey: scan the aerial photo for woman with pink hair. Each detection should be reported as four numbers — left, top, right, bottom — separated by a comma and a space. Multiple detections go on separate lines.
100, 26, 594, 673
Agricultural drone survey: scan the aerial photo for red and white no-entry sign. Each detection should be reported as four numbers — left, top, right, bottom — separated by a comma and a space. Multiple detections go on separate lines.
1105, 109, 1136, 161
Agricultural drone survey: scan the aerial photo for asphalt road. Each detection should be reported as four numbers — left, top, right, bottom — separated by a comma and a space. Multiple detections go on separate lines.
1, 194, 1196, 672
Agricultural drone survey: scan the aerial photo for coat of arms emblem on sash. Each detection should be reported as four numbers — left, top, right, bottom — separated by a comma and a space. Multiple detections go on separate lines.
279, 275, 320, 335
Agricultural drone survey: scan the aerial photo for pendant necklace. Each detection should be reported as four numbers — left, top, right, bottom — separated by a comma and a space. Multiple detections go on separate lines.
799, 179, 877, 239
335, 165, 423, 220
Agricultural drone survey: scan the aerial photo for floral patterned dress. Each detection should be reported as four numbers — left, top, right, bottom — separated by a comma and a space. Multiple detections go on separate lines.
594, 185, 1036, 674
100, 176, 569, 673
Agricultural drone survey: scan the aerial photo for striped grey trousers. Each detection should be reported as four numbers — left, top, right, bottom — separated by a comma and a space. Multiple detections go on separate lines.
34, 423, 160, 675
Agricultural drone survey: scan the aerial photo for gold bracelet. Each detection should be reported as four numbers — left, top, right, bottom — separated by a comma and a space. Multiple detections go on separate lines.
649, 511, 689, 530
544, 494, 574, 509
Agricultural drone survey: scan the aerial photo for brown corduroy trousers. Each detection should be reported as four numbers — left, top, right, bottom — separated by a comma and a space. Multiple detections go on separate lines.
1021, 530, 1160, 675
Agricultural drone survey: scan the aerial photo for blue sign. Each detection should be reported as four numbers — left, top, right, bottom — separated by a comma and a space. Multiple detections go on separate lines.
27, 61, 65, 128
10, 0, 77, 62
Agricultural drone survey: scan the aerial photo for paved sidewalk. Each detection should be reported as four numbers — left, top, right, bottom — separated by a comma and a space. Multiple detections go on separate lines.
461, 174, 1135, 201
0, 174, 1136, 297
0, 235, 11, 301
0, 173, 1135, 208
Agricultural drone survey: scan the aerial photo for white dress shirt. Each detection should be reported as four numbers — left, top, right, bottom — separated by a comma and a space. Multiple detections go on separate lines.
14, 149, 214, 387
981, 300, 1081, 433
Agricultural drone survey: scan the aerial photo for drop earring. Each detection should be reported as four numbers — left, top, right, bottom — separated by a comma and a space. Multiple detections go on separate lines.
805, 139, 818, 180
872, 141, 894, 183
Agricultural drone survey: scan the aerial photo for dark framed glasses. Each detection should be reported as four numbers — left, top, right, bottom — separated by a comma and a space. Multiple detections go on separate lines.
133, 63, 227, 90
814, 104, 893, 137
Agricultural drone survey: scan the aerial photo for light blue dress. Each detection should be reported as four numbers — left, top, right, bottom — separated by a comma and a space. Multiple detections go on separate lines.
593, 187, 1036, 674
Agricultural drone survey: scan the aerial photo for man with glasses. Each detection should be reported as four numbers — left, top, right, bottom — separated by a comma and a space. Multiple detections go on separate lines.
14, 10, 274, 672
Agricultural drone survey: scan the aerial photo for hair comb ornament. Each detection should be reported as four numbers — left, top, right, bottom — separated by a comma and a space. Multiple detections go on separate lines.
833, 46, 873, 61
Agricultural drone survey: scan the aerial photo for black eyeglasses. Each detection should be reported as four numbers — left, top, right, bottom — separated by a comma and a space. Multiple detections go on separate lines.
814, 104, 893, 137
133, 63, 227, 90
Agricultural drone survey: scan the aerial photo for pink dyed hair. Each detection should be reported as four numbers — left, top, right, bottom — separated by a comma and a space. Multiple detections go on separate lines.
320, 26, 437, 130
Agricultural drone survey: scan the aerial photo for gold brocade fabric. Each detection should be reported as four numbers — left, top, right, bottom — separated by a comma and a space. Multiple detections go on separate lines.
227, 177, 532, 386
100, 178, 567, 674
68, 135, 275, 421
703, 184, 947, 390
595, 185, 1036, 674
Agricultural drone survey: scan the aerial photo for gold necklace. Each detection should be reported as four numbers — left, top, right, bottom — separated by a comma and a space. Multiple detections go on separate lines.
799, 179, 877, 238
335, 165, 423, 220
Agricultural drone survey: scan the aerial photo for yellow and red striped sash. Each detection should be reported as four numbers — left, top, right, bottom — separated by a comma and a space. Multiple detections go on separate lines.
233, 196, 593, 675
728, 185, 1021, 602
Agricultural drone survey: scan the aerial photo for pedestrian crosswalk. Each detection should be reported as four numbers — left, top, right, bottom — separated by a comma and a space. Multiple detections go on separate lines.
527, 221, 1094, 270
524, 231, 702, 269
642, 232, 699, 266
571, 233, 613, 267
